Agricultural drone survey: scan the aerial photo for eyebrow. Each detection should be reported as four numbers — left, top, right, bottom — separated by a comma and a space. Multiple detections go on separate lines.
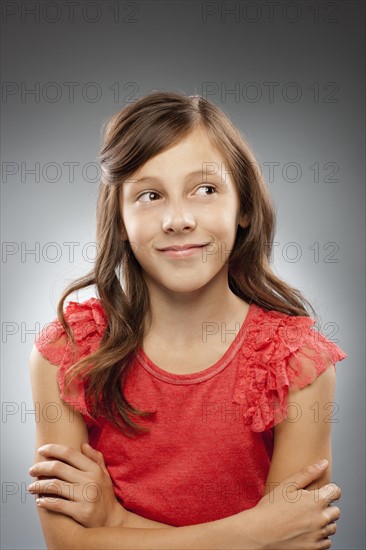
124, 169, 222, 187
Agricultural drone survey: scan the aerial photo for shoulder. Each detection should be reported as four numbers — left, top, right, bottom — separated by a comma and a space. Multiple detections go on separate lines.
233, 304, 348, 432
34, 297, 108, 367
239, 304, 347, 370
31, 297, 108, 425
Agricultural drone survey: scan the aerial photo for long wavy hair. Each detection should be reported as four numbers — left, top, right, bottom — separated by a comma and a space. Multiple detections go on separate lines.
56, 90, 319, 436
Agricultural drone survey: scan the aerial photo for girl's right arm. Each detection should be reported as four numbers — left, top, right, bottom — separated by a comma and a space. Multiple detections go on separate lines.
28, 345, 260, 549
29, 346, 340, 550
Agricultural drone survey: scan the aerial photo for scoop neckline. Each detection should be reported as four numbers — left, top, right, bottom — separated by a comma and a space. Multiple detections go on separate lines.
135, 302, 258, 385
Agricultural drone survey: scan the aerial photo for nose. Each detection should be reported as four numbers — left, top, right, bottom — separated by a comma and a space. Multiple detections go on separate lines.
161, 200, 196, 233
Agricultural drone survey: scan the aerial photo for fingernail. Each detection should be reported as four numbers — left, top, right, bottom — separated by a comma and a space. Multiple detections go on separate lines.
316, 459, 328, 468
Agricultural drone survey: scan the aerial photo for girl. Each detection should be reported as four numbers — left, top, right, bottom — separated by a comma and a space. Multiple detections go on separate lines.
28, 91, 346, 549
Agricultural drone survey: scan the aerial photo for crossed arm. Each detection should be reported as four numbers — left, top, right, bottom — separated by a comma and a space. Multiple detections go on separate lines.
28, 346, 176, 545
28, 344, 335, 548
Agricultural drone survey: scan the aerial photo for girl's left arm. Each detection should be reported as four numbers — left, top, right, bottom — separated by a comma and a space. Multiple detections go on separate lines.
263, 362, 337, 495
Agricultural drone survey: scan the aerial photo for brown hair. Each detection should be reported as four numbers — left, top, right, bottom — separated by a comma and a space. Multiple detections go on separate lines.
56, 90, 319, 436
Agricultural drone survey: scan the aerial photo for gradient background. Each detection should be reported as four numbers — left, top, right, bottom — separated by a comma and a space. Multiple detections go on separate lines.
1, 1, 364, 548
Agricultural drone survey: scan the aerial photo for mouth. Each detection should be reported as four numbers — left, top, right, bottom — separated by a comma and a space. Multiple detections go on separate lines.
157, 243, 209, 258
158, 243, 210, 252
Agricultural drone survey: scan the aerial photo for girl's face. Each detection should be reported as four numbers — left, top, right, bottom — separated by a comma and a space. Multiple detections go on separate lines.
119, 125, 248, 296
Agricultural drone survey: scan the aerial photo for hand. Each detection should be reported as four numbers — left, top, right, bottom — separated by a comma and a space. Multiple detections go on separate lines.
236, 461, 341, 550
27, 443, 128, 528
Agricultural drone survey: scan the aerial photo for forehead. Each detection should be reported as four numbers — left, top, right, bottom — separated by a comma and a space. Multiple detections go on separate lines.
123, 127, 232, 187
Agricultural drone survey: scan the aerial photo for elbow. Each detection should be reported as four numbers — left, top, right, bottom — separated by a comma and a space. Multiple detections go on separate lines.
38, 510, 87, 550
43, 530, 86, 550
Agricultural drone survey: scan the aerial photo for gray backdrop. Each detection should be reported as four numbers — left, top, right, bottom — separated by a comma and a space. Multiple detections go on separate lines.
1, 1, 364, 548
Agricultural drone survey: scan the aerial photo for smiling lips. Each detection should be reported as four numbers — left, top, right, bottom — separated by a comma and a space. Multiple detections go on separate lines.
158, 243, 210, 251
157, 243, 209, 258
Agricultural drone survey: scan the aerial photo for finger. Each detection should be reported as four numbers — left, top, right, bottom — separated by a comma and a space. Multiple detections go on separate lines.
323, 505, 341, 524
319, 520, 337, 541
81, 443, 104, 465
324, 522, 337, 538
81, 444, 108, 474
29, 459, 84, 484
320, 483, 341, 505
35, 494, 89, 525
280, 462, 329, 492
27, 478, 82, 501
37, 444, 98, 472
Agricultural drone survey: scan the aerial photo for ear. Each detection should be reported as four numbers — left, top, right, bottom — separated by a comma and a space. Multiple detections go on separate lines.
120, 222, 128, 241
238, 212, 250, 229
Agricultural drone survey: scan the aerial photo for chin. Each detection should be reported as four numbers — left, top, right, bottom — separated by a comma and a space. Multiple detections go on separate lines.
166, 277, 218, 295
143, 268, 221, 295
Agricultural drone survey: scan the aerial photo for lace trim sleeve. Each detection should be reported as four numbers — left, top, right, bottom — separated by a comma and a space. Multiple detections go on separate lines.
233, 310, 348, 432
34, 298, 108, 426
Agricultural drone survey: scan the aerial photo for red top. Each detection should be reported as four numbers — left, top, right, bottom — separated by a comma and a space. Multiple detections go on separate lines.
34, 297, 348, 527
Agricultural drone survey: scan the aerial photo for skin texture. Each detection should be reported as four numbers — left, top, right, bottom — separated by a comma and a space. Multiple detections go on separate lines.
119, 124, 250, 359
28, 125, 341, 548
264, 363, 336, 497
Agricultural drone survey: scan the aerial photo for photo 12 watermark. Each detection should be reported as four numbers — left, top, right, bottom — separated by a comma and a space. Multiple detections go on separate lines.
1, 1, 141, 24
1, 81, 140, 104
201, 2, 341, 25
200, 81, 340, 103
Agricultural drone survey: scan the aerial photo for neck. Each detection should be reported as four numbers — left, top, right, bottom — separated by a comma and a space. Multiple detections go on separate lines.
142, 273, 249, 348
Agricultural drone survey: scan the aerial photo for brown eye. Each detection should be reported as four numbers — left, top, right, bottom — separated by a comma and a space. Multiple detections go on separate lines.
137, 191, 160, 203
196, 185, 217, 195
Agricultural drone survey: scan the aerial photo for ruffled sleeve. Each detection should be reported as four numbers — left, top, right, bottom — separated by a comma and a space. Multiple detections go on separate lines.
233, 306, 348, 432
34, 297, 108, 426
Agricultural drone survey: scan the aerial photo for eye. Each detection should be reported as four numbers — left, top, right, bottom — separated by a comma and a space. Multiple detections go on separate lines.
137, 191, 160, 203
137, 185, 216, 202
196, 185, 217, 196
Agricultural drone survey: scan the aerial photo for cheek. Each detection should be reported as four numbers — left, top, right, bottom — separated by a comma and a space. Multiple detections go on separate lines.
213, 213, 237, 235
122, 211, 146, 240
126, 223, 155, 252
